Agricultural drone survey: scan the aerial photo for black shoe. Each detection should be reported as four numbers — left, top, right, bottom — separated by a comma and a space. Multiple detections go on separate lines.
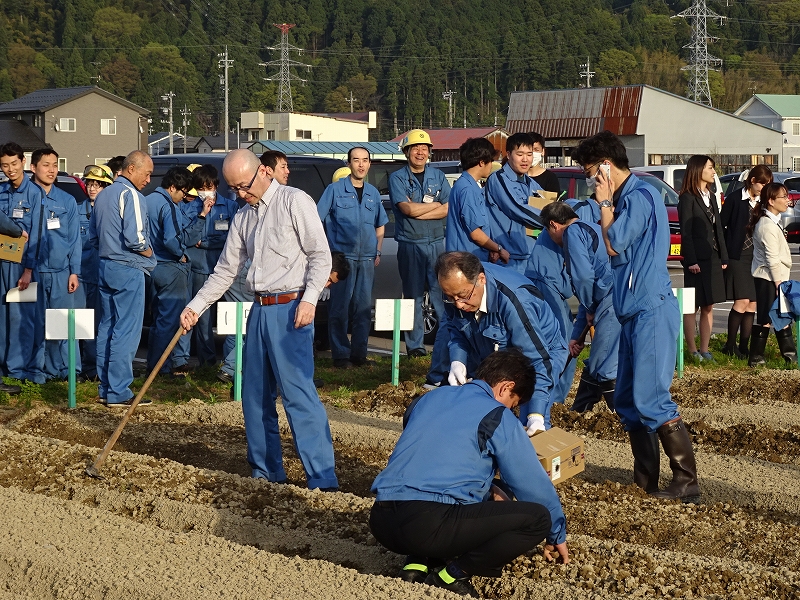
107, 397, 152, 408
0, 383, 21, 395
423, 571, 477, 597
313, 378, 324, 388
721, 343, 744, 359
399, 563, 429, 584
350, 356, 376, 367
407, 348, 427, 358
318, 486, 339, 492
171, 365, 190, 377
217, 371, 234, 384
332, 359, 352, 369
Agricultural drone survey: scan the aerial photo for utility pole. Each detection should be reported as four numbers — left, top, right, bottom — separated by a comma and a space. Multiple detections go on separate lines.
181, 104, 191, 153
442, 90, 454, 128
674, 0, 725, 106
161, 91, 175, 154
262, 23, 309, 113
217, 46, 234, 152
346, 91, 358, 112
580, 57, 595, 88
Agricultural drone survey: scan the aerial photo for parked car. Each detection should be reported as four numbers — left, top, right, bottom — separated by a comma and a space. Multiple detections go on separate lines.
635, 164, 723, 209
551, 167, 684, 261
721, 170, 800, 243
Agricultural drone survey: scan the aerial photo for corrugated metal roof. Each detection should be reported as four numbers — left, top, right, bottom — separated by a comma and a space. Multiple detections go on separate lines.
250, 141, 404, 157
753, 95, 800, 118
389, 127, 504, 149
0, 86, 149, 115
506, 87, 642, 137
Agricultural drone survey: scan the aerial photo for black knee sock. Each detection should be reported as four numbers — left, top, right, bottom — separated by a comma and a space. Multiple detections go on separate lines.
739, 312, 755, 353
726, 309, 744, 348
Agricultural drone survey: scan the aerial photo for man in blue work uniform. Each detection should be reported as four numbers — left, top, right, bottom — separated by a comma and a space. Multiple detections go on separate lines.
572, 131, 699, 502
485, 132, 544, 273
30, 148, 82, 381
181, 149, 337, 491
370, 349, 569, 596
318, 147, 387, 368
541, 201, 620, 413
91, 150, 156, 407
388, 129, 450, 382
437, 251, 567, 435
0, 142, 43, 389
146, 167, 207, 376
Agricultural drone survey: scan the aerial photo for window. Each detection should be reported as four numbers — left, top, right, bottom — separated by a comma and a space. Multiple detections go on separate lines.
794, 123, 800, 136
248, 130, 260, 141
267, 130, 275, 140
95, 158, 111, 166
649, 154, 663, 166
101, 119, 116, 135
58, 158, 67, 172
32, 114, 42, 127
295, 129, 311, 140
793, 157, 800, 171
59, 118, 76, 132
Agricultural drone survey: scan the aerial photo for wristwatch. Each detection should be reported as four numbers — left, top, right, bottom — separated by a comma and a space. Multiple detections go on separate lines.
598, 200, 613, 209
496, 244, 503, 253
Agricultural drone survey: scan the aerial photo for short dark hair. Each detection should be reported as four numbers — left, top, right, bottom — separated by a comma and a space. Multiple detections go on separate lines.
330, 251, 349, 280
506, 132, 535, 153
460, 138, 496, 170
475, 349, 536, 404
107, 156, 126, 174
161, 167, 192, 191
192, 164, 219, 190
571, 130, 630, 170
0, 142, 24, 161
260, 150, 288, 170
540, 202, 578, 228
435, 251, 483, 281
528, 132, 545, 148
31, 147, 58, 166
745, 165, 773, 190
347, 146, 370, 162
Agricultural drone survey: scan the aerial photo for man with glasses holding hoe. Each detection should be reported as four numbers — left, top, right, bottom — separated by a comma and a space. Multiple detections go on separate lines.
436, 251, 567, 435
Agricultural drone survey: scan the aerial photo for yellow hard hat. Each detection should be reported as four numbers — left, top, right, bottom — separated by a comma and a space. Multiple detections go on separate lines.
83, 164, 114, 186
332, 167, 351, 183
400, 129, 433, 151
186, 164, 202, 196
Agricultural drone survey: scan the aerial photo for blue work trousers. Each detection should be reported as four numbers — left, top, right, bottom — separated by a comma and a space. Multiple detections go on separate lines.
242, 299, 338, 489
531, 278, 573, 405
220, 266, 250, 377
585, 295, 620, 383
74, 279, 98, 378
615, 299, 680, 433
329, 257, 374, 361
397, 241, 448, 376
0, 261, 44, 382
96, 260, 145, 404
40, 270, 82, 380
171, 265, 193, 369
148, 261, 190, 373
190, 270, 217, 367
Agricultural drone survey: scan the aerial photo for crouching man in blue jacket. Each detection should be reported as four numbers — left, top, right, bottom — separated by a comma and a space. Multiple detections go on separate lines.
369, 349, 569, 597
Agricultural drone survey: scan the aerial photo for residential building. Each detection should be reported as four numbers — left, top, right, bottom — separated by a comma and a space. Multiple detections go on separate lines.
734, 95, 800, 171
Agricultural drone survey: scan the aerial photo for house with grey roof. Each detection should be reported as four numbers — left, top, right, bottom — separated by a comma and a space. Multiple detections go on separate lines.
735, 95, 800, 172
0, 86, 149, 175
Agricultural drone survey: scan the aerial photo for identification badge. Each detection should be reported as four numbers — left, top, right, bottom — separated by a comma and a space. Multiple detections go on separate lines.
422, 194, 435, 204
47, 217, 61, 230
12, 208, 23, 219
214, 219, 229, 231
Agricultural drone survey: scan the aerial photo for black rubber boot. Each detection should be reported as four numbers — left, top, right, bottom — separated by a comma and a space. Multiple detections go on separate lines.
722, 309, 745, 358
747, 325, 770, 367
650, 419, 700, 503
0, 383, 21, 395
598, 378, 615, 411
571, 371, 602, 413
775, 327, 798, 365
628, 428, 661, 494
739, 311, 755, 356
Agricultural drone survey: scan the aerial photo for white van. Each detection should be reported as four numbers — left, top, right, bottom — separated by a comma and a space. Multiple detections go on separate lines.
636, 164, 723, 209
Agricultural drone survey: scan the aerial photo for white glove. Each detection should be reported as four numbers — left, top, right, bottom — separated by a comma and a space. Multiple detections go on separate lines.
525, 414, 545, 437
319, 287, 331, 302
448, 361, 467, 386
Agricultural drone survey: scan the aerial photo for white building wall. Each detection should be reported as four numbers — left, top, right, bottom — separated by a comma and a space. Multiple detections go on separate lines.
241, 112, 369, 142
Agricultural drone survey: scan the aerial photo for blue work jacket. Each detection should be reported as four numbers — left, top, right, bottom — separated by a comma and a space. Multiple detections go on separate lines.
445, 171, 490, 259
76, 200, 98, 284
371, 379, 567, 546
146, 188, 203, 263
485, 163, 543, 260
0, 176, 44, 270
38, 184, 81, 275
566, 198, 601, 223
606, 174, 674, 320
770, 280, 800, 331
563, 220, 613, 316
447, 262, 567, 418
183, 195, 240, 274
90, 176, 155, 273
388, 164, 450, 244
317, 177, 388, 259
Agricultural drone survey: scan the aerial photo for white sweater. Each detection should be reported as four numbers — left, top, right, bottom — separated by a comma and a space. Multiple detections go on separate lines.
751, 216, 792, 282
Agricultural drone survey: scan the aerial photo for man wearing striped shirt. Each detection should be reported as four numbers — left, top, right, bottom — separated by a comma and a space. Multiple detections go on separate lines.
180, 149, 337, 491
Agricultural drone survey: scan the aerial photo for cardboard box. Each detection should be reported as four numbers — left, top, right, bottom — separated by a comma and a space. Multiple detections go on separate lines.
526, 190, 558, 236
530, 427, 585, 484
0, 233, 25, 263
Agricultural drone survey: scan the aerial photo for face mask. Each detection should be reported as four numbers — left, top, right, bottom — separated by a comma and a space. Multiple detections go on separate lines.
585, 176, 597, 191
198, 190, 215, 200
531, 152, 543, 167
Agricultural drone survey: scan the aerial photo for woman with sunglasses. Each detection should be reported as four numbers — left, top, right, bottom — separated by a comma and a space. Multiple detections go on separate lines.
747, 182, 796, 366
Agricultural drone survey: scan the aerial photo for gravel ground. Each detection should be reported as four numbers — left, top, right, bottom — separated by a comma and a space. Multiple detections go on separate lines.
1, 366, 799, 598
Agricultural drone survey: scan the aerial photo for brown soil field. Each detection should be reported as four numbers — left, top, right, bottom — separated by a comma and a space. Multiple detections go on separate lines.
1, 367, 800, 599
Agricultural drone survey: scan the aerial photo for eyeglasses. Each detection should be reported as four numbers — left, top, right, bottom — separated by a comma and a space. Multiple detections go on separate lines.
85, 180, 104, 188
229, 166, 260, 193
582, 163, 601, 177
443, 279, 479, 304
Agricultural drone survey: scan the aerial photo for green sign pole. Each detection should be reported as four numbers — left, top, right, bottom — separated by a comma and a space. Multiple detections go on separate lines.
392, 298, 401, 386
676, 288, 684, 379
234, 302, 243, 402
68, 308, 76, 408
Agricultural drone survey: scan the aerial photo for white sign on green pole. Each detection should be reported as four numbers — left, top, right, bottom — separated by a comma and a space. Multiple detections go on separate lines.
374, 299, 414, 386
45, 308, 95, 408
217, 302, 251, 402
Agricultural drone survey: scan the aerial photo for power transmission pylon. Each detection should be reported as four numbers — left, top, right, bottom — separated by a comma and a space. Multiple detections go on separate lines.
261, 24, 309, 113
674, 0, 725, 106
579, 57, 595, 88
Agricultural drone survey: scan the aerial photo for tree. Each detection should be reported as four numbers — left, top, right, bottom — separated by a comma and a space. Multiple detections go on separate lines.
101, 54, 140, 97
597, 49, 638, 86
92, 7, 142, 47
8, 44, 46, 97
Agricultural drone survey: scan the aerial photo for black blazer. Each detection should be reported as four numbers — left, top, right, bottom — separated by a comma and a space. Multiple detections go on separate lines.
720, 187, 752, 261
678, 191, 728, 266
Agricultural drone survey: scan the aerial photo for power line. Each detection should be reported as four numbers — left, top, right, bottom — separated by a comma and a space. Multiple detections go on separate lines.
260, 24, 310, 113
674, 0, 726, 106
